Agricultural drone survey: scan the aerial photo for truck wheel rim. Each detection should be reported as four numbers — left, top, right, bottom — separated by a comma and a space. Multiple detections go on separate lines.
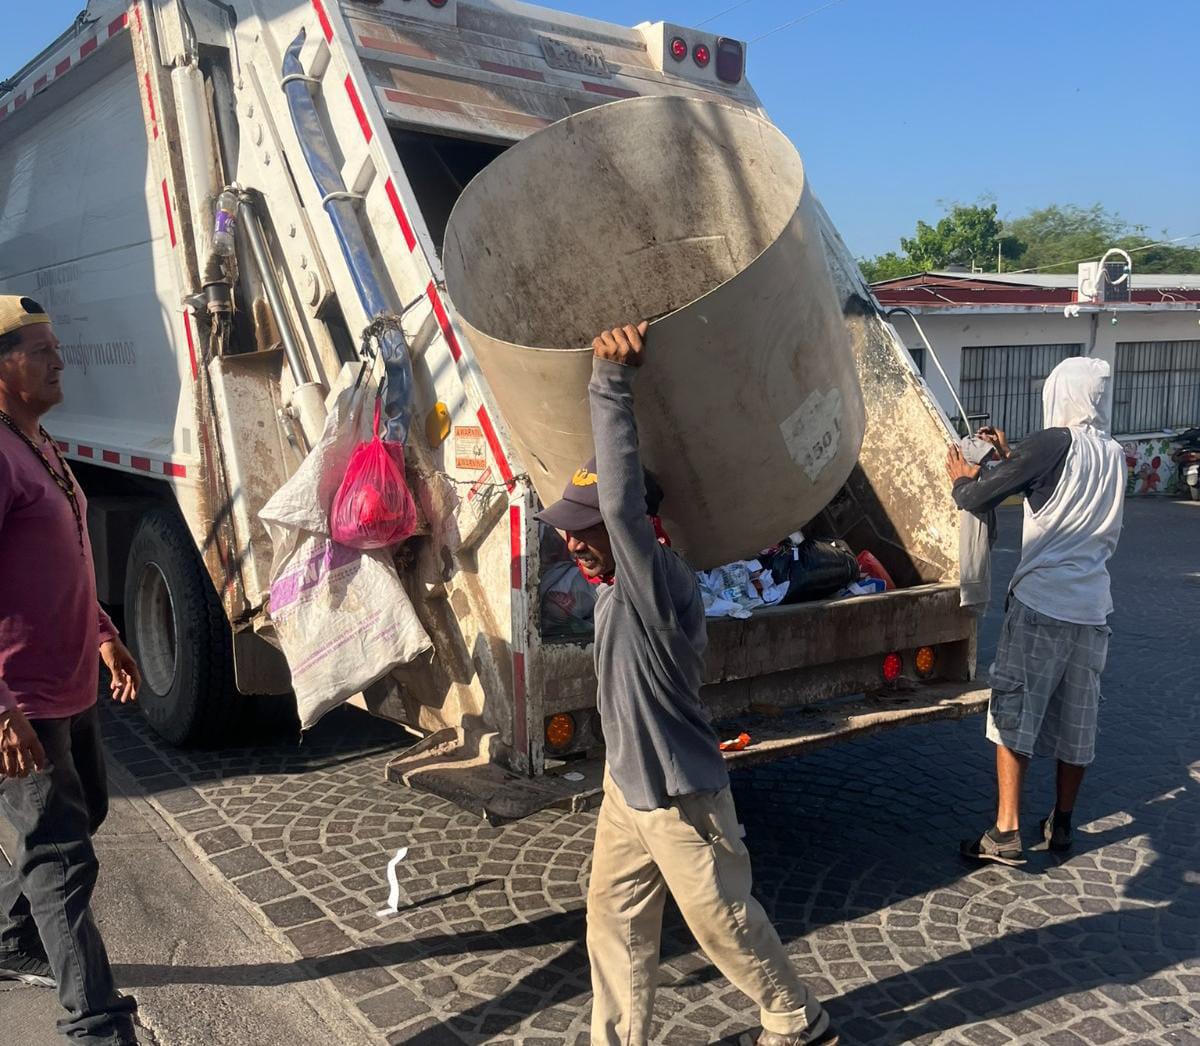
134, 562, 178, 696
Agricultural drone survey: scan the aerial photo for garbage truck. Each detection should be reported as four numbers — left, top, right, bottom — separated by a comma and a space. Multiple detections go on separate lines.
0, 0, 988, 820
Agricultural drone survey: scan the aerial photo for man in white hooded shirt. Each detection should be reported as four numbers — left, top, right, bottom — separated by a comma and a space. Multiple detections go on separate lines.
945, 357, 1126, 865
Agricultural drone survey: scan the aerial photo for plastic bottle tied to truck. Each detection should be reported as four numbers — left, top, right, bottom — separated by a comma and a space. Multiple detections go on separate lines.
443, 96, 866, 570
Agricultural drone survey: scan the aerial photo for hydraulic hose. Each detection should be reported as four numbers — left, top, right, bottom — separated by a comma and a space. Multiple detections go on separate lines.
281, 29, 413, 442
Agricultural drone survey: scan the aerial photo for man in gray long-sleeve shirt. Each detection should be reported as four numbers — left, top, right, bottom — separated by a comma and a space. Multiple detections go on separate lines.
536, 323, 836, 1046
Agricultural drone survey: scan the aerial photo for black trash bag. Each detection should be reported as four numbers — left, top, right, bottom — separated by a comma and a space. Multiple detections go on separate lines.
766, 538, 860, 604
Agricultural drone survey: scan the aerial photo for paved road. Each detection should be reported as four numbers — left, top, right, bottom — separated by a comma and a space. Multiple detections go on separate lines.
0, 745, 371, 1046
7, 499, 1199, 1045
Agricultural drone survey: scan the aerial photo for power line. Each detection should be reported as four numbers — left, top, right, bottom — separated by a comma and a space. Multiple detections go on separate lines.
1007, 232, 1200, 275
696, 0, 761, 28
750, 0, 849, 43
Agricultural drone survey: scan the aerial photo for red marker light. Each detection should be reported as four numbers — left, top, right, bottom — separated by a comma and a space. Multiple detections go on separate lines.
670, 37, 688, 61
693, 43, 711, 68
428, 0, 448, 7
882, 652, 903, 682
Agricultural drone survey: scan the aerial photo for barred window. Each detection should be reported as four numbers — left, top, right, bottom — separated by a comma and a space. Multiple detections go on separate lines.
960, 343, 1082, 440
1113, 340, 1200, 434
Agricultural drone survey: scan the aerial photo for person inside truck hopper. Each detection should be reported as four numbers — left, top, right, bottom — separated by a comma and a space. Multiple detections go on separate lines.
0, 296, 143, 1043
536, 322, 838, 1046
945, 357, 1125, 867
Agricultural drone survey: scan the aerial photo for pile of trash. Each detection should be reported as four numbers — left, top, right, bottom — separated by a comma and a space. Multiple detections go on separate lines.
538, 525, 900, 635
696, 531, 895, 620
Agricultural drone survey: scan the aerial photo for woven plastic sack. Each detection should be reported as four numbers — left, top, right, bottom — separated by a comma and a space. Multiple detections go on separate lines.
259, 383, 431, 731
330, 395, 417, 549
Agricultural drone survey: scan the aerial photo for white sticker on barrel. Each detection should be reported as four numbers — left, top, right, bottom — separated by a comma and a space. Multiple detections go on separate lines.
780, 388, 842, 482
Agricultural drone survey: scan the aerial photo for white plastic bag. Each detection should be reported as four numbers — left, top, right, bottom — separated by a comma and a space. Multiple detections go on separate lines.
696, 560, 787, 619
259, 383, 431, 730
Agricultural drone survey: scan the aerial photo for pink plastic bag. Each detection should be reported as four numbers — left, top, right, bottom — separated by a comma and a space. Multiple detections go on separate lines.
330, 396, 417, 550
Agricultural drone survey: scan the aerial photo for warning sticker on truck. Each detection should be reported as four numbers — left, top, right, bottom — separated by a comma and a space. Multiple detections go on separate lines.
454, 425, 487, 471
780, 388, 842, 482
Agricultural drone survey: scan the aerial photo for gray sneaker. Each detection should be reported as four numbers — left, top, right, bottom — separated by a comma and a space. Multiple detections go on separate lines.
739, 1028, 840, 1045
0, 952, 56, 988
1040, 810, 1073, 852
960, 825, 1026, 867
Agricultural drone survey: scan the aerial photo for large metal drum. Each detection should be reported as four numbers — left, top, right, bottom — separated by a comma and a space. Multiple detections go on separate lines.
444, 96, 864, 569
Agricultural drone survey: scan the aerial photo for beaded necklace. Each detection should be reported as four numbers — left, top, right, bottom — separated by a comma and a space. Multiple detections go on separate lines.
0, 408, 85, 554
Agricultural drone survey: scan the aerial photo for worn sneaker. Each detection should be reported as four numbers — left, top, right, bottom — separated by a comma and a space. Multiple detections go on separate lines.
1040, 810, 1073, 853
739, 1027, 840, 1045
959, 825, 1026, 867
0, 952, 56, 987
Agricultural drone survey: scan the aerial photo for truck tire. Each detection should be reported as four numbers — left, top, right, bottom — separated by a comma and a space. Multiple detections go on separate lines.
123, 508, 238, 746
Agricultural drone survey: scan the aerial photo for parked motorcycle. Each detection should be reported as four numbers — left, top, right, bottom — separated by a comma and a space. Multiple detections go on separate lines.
1172, 428, 1200, 501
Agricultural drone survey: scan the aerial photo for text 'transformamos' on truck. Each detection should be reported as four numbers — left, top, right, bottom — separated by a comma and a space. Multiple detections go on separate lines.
0, 0, 987, 821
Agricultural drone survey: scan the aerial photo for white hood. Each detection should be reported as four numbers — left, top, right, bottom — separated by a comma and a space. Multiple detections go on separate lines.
1012, 354, 1126, 625
1043, 357, 1113, 437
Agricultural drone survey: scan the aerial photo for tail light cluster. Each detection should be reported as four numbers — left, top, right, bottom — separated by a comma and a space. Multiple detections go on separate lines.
667, 33, 744, 84
544, 709, 603, 756
882, 646, 938, 683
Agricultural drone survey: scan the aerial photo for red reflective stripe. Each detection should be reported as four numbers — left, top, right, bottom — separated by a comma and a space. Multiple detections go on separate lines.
102, 450, 120, 464
108, 14, 128, 37
509, 505, 523, 589
163, 462, 187, 478
80, 37, 98, 59
56, 441, 69, 453
478, 60, 545, 82
0, 105, 8, 119
143, 73, 158, 137
477, 406, 515, 488
55, 58, 71, 77
583, 81, 638, 98
384, 178, 417, 251
312, 0, 334, 43
161, 180, 176, 246
183, 311, 198, 380
344, 76, 373, 143
77, 445, 94, 459
14, 94, 26, 110
131, 456, 151, 472
426, 283, 461, 362
34, 76, 48, 92
134, 4, 144, 33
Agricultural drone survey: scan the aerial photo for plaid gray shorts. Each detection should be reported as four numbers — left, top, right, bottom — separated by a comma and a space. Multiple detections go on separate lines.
985, 597, 1112, 765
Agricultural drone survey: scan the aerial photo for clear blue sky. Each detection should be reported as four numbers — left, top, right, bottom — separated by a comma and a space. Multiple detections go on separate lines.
5, 1, 1197, 259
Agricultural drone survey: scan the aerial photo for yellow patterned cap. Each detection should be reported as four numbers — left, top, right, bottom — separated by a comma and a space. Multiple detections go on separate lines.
0, 296, 51, 339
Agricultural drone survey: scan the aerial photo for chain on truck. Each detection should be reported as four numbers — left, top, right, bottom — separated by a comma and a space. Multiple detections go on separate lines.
0, 0, 989, 821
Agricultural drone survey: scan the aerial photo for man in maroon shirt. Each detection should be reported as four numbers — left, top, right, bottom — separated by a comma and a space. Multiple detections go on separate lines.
0, 295, 142, 1043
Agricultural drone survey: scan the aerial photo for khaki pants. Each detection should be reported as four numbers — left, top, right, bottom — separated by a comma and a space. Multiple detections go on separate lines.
587, 771, 829, 1045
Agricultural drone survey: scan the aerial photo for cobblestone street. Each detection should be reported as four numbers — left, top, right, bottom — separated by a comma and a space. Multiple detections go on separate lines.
97, 500, 1200, 1045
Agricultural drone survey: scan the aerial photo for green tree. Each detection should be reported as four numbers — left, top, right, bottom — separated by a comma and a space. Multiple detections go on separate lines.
860, 200, 1199, 284
1111, 237, 1200, 275
1004, 204, 1126, 273
858, 251, 916, 283
900, 202, 1024, 272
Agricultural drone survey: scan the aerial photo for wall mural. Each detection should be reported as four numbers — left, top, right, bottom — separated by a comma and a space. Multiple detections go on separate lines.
1122, 436, 1179, 496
